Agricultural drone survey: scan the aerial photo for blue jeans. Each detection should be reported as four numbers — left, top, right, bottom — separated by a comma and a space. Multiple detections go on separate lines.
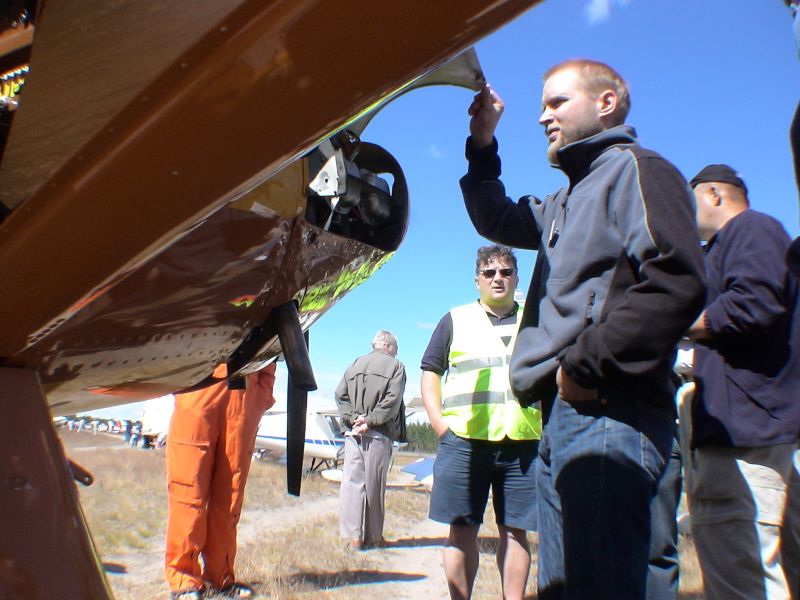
537, 396, 673, 600
647, 433, 682, 600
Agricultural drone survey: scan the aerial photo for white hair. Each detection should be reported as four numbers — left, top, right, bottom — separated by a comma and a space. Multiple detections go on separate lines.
371, 330, 397, 350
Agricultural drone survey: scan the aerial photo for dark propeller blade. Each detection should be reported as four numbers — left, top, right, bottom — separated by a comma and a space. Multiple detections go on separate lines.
273, 302, 316, 496
285, 363, 308, 496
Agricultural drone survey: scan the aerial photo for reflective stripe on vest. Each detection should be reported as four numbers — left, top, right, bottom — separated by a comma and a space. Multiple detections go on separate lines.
443, 390, 507, 408
448, 355, 508, 375
441, 302, 541, 441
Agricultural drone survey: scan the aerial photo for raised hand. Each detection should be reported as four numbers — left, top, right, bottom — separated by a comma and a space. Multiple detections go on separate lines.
468, 83, 505, 149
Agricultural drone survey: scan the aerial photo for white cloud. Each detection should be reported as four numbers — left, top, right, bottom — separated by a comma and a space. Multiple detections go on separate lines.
585, 0, 630, 25
416, 321, 437, 330
428, 144, 445, 160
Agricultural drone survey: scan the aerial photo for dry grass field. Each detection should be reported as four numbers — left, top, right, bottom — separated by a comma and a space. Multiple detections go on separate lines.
60, 429, 705, 599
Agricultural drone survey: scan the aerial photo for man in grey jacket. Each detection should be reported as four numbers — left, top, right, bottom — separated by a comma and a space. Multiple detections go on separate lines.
461, 59, 706, 599
335, 330, 406, 549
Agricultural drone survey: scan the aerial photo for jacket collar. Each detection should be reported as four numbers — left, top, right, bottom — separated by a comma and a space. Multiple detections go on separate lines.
704, 208, 751, 253
554, 125, 638, 185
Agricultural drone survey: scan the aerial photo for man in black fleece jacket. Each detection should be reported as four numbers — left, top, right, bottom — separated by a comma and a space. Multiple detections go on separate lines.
460, 59, 706, 599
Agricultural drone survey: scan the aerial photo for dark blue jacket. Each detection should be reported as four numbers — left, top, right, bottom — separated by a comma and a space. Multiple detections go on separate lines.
692, 209, 800, 448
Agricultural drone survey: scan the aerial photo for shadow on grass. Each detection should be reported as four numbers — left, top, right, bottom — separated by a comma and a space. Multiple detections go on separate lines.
287, 569, 426, 589
381, 536, 446, 548
382, 534, 501, 550
102, 562, 127, 574
477, 536, 501, 553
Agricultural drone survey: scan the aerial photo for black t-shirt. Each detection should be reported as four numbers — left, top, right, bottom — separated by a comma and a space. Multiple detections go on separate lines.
420, 301, 519, 375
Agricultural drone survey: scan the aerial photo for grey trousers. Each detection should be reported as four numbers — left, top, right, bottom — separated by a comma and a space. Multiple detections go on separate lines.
339, 432, 392, 543
687, 443, 800, 600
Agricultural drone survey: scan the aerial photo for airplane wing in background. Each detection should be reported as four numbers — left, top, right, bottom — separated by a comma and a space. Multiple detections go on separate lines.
401, 456, 435, 489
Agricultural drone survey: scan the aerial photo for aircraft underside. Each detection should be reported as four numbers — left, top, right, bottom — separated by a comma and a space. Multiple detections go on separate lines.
0, 0, 540, 597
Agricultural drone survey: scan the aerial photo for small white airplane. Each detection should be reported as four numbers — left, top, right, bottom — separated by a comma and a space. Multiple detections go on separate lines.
254, 405, 346, 472
256, 397, 428, 477
139, 394, 175, 447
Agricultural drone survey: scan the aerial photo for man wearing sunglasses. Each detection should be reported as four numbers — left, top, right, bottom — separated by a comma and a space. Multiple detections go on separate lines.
460, 60, 707, 599
421, 244, 541, 600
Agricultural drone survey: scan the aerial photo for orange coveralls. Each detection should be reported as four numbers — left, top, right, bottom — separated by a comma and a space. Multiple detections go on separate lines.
165, 362, 276, 593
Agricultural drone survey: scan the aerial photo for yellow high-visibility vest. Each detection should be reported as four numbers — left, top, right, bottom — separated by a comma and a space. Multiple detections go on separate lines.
442, 302, 541, 441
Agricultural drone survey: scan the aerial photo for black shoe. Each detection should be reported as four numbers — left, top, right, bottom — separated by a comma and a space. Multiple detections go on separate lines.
217, 582, 255, 599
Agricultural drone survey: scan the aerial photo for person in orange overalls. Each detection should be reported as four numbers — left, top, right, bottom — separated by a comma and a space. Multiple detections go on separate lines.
165, 362, 277, 600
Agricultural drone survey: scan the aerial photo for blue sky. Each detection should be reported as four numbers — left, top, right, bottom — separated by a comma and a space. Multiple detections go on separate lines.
86, 0, 800, 419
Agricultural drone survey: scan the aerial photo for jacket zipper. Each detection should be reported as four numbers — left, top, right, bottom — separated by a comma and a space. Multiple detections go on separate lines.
548, 197, 568, 247
585, 291, 596, 325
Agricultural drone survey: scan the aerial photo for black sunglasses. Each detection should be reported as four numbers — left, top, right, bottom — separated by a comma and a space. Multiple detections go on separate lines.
479, 268, 516, 279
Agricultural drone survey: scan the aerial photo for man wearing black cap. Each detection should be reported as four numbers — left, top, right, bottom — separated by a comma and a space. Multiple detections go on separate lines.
687, 164, 800, 600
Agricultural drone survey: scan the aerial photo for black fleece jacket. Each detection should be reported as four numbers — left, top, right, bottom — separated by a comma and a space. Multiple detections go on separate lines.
460, 126, 707, 412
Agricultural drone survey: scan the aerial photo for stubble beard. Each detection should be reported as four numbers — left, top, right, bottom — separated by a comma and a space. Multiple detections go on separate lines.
547, 139, 564, 165
546, 121, 605, 165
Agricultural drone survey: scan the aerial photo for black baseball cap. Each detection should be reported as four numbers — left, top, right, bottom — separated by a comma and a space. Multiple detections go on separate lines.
689, 164, 748, 195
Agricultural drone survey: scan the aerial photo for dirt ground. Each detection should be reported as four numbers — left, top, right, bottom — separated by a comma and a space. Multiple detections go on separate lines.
62, 430, 475, 599
60, 429, 703, 599
237, 498, 454, 599
102, 493, 456, 599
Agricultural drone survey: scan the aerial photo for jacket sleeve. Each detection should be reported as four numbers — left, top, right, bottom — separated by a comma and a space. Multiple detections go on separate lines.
705, 217, 790, 340
459, 136, 543, 250
365, 362, 406, 427
334, 371, 354, 428
560, 155, 707, 388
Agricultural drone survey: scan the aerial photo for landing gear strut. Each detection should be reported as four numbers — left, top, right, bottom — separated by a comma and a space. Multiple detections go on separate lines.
0, 367, 113, 599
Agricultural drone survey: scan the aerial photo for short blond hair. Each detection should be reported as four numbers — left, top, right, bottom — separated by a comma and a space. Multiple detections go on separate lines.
545, 59, 630, 125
